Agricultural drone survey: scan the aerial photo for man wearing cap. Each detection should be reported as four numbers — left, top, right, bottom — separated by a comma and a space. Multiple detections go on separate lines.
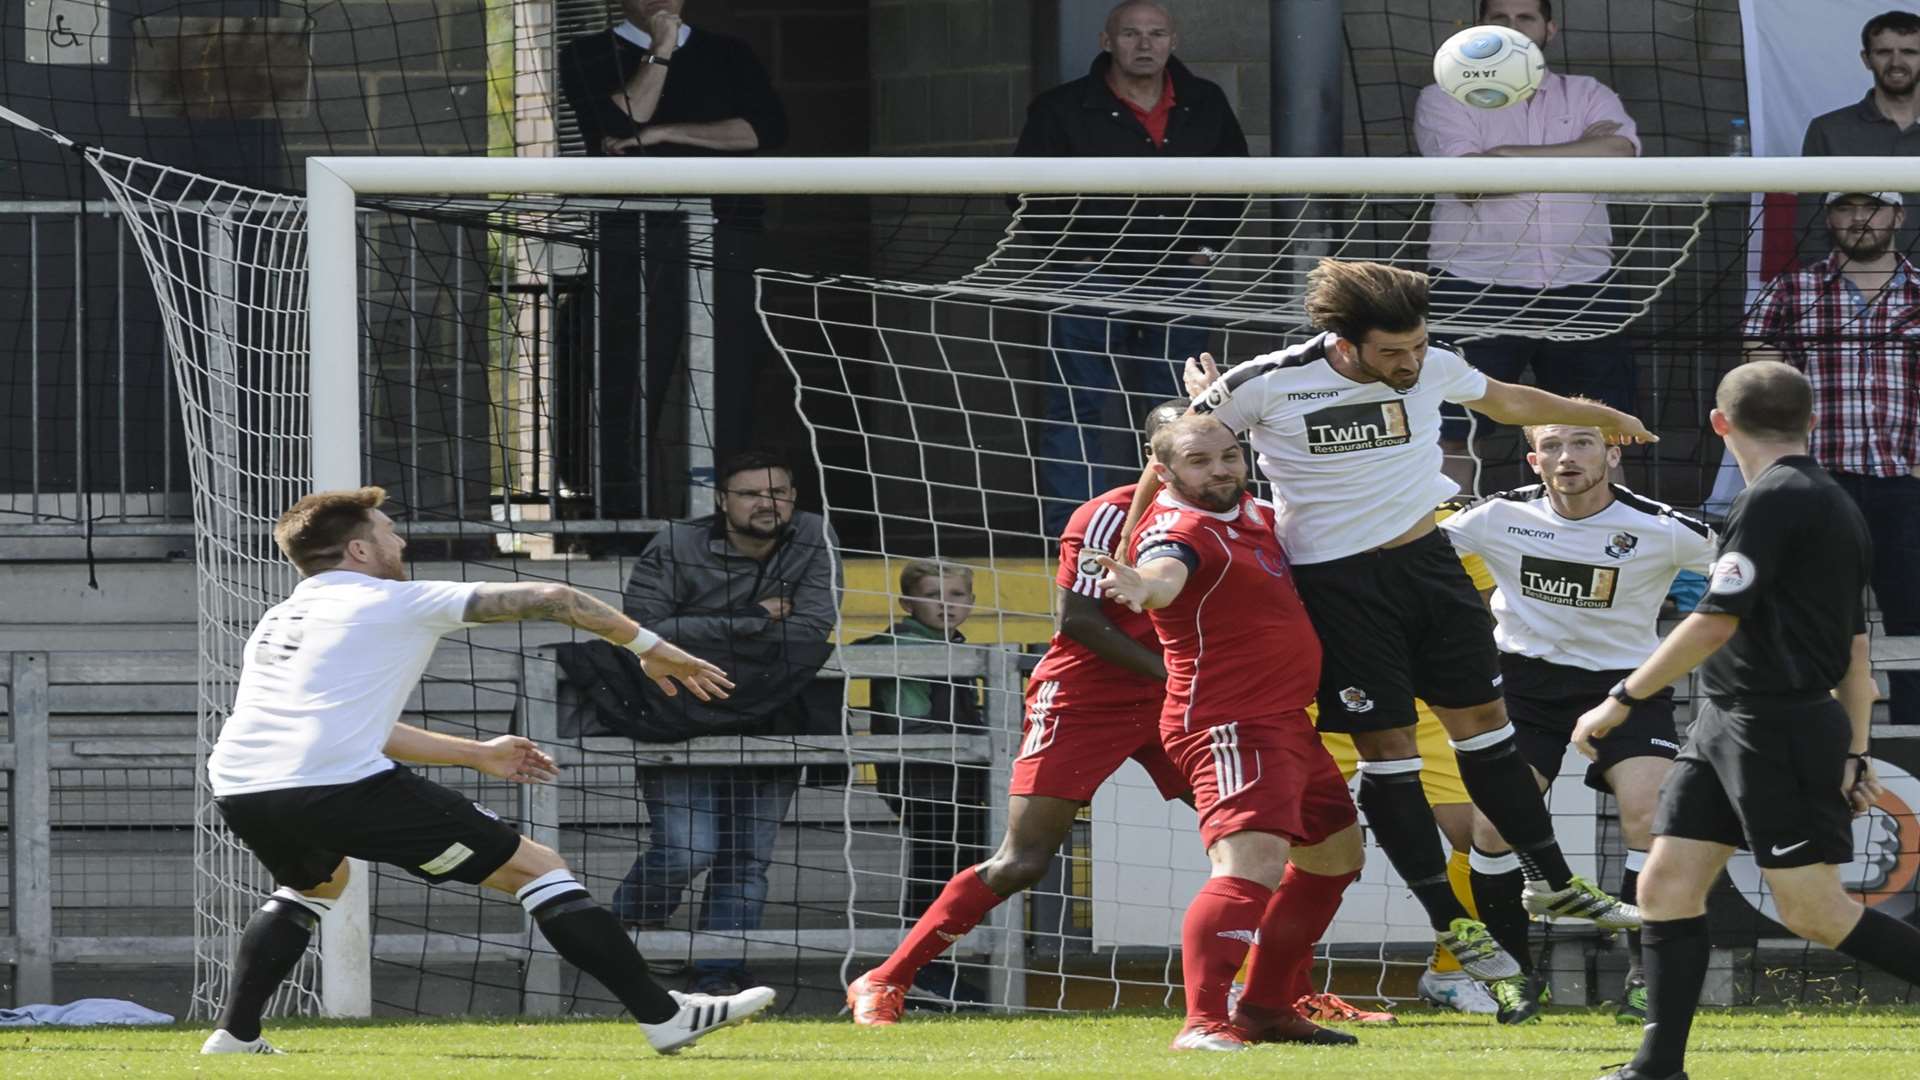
1743, 189, 1920, 725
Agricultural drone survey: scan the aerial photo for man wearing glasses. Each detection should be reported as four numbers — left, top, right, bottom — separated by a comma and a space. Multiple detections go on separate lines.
615, 449, 842, 995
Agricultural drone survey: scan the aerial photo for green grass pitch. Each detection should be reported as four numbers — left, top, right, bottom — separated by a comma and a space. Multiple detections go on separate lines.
4, 1008, 1916, 1078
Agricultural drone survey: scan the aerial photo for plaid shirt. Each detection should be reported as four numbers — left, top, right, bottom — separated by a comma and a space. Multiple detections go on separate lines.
1742, 252, 1920, 477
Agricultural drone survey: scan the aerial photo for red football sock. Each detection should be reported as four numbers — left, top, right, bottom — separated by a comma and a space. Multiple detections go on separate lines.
1180, 876, 1273, 1025
1239, 865, 1360, 1012
869, 867, 1003, 987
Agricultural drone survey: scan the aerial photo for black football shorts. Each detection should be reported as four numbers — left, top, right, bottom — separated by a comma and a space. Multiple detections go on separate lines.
215, 765, 522, 891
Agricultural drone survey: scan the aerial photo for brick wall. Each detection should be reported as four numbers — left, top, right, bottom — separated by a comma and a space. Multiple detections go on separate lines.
869, 0, 1032, 154
280, 0, 493, 181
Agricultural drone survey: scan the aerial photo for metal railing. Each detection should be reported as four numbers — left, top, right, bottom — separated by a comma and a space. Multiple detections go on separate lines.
0, 203, 189, 536
0, 643, 1022, 1011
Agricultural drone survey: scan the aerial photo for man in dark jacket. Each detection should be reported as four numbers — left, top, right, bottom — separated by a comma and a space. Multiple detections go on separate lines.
556, 0, 789, 512
1016, 1, 1250, 534
612, 449, 841, 993
557, 0, 785, 158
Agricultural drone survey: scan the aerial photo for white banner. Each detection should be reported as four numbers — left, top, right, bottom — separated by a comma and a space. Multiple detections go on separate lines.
1742, 0, 1886, 158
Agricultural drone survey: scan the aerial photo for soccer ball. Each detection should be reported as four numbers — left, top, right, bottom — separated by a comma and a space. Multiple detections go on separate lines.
1433, 25, 1545, 110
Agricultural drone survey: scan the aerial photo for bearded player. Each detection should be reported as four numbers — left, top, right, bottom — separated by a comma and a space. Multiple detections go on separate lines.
1098, 415, 1365, 1052
845, 400, 1196, 1025
1134, 260, 1647, 990
202, 487, 763, 1056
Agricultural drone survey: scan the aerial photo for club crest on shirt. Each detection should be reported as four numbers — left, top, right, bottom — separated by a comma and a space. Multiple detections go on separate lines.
1304, 401, 1410, 455
1604, 531, 1640, 560
1518, 556, 1619, 609
1339, 686, 1375, 713
1076, 545, 1108, 580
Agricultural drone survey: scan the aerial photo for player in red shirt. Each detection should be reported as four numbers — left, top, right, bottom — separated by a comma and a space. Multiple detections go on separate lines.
1097, 414, 1366, 1052
847, 402, 1193, 1025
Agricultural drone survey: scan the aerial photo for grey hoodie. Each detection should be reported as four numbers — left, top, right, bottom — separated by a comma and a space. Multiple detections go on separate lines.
621, 509, 842, 732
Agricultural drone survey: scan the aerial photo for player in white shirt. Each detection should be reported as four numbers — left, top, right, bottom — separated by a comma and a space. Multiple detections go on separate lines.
202, 486, 769, 1057
1439, 419, 1716, 1024
1145, 258, 1656, 990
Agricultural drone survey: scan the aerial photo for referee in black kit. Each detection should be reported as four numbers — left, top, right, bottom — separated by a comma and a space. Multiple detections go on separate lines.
1573, 362, 1920, 1080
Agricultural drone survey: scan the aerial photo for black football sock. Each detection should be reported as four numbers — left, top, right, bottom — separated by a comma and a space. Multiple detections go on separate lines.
1622, 851, 1646, 980
1468, 846, 1533, 974
518, 869, 679, 1023
1630, 915, 1709, 1077
218, 888, 330, 1042
1357, 758, 1469, 931
1450, 725, 1573, 888
1836, 907, 1920, 987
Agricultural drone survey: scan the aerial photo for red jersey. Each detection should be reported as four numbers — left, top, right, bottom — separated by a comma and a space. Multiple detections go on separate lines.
1028, 485, 1164, 712
1117, 73, 1176, 147
1130, 489, 1322, 731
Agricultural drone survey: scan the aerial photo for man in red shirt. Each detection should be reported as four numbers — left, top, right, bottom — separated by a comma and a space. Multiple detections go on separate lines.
847, 402, 1192, 1025
1098, 415, 1365, 1052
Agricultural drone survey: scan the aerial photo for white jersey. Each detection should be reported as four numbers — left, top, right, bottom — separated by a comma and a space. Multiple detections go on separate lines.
208, 571, 483, 797
1439, 485, 1717, 672
1193, 332, 1489, 564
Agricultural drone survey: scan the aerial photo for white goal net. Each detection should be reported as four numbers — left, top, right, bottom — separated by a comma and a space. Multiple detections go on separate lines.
28, 121, 1899, 1017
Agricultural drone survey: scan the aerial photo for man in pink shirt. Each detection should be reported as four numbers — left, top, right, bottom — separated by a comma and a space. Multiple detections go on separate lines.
1414, 0, 1641, 490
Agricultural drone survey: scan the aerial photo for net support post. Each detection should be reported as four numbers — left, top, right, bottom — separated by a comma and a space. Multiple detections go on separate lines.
982, 645, 1026, 1011
306, 157, 373, 1018
9, 652, 53, 1007
1270, 0, 1343, 158
685, 201, 715, 503
520, 648, 564, 1016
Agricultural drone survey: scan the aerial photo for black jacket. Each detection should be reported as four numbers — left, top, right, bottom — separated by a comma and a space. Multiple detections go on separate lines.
1011, 53, 1249, 266
557, 26, 787, 157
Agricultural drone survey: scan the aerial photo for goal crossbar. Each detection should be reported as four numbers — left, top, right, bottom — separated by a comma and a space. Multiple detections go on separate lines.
304, 152, 1920, 490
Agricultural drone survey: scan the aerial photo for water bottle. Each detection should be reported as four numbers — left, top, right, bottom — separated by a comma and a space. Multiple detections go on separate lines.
1728, 116, 1751, 157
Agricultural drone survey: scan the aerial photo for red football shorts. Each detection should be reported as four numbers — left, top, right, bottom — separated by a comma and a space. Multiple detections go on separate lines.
1163, 711, 1359, 851
1010, 680, 1187, 803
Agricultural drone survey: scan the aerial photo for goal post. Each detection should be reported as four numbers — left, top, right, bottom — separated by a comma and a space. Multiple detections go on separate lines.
294, 152, 1920, 1017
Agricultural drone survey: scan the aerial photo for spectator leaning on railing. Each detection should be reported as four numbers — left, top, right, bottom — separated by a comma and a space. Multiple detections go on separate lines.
611, 449, 842, 995
1414, 0, 1641, 493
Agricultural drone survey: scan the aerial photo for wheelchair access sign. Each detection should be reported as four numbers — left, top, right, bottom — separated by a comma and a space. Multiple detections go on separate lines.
26, 0, 110, 65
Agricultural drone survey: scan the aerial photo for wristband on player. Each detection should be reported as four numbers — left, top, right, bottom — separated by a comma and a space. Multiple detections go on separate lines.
1848, 751, 1872, 772
623, 625, 662, 656
1607, 679, 1648, 708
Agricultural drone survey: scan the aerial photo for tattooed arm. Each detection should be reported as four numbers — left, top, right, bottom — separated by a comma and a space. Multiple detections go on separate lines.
462, 583, 735, 702
465, 582, 638, 638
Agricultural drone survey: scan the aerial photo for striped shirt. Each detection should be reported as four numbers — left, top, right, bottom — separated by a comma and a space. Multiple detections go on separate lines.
1742, 252, 1920, 477
1027, 485, 1164, 713
1131, 489, 1321, 731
